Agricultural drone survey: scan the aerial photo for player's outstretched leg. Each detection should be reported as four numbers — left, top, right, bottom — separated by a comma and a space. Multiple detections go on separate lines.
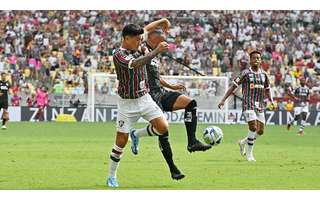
183, 100, 211, 152
130, 124, 164, 155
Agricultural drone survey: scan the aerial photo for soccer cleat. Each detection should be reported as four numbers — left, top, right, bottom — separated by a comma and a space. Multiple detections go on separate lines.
130, 129, 139, 155
287, 123, 291, 130
1, 125, 7, 130
171, 172, 185, 180
238, 139, 246, 156
107, 176, 119, 187
246, 153, 256, 162
298, 130, 304, 136
170, 166, 185, 180
187, 140, 212, 153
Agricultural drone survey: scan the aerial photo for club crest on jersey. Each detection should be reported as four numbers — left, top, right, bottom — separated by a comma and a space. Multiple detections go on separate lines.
150, 59, 159, 66
118, 120, 125, 128
250, 83, 255, 89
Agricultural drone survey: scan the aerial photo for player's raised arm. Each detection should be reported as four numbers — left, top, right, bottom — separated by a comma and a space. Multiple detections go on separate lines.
144, 18, 170, 35
130, 42, 169, 68
160, 77, 186, 91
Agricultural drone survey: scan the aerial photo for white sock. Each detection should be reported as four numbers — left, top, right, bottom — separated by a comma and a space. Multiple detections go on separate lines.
135, 124, 161, 138
109, 145, 123, 178
247, 130, 256, 156
299, 120, 306, 132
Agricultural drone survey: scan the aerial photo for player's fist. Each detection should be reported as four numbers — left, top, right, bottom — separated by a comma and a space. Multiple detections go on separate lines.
218, 101, 224, 109
156, 42, 169, 53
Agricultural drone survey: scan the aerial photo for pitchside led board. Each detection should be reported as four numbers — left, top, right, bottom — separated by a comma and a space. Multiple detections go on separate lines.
7, 106, 320, 126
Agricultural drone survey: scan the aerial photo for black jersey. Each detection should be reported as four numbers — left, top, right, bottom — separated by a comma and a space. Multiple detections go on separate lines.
145, 44, 163, 92
0, 81, 10, 101
294, 86, 310, 107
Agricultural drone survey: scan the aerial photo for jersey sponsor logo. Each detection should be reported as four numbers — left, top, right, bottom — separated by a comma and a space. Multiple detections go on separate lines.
0, 86, 8, 90
250, 83, 264, 89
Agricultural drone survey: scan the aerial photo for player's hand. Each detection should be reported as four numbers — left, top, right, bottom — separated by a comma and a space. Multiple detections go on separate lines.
156, 42, 169, 53
0, 93, 3, 96
172, 84, 186, 91
218, 101, 224, 109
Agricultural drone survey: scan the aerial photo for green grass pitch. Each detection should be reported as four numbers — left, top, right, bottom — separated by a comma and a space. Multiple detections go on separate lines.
0, 122, 319, 189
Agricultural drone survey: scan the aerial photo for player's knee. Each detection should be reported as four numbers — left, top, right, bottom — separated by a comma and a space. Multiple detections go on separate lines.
185, 99, 197, 111
155, 123, 169, 135
185, 100, 197, 122
249, 125, 257, 132
116, 132, 128, 148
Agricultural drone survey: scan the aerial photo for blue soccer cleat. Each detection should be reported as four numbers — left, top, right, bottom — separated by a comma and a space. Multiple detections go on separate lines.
130, 129, 139, 155
107, 176, 119, 187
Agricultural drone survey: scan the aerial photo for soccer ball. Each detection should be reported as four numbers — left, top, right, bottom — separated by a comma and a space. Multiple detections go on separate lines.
203, 126, 224, 146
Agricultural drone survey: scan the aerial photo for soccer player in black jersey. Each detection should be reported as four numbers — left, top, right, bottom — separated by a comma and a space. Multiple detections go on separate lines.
0, 72, 10, 130
129, 28, 211, 179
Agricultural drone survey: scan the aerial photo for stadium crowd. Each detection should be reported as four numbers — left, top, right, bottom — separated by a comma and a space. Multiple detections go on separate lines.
0, 10, 319, 106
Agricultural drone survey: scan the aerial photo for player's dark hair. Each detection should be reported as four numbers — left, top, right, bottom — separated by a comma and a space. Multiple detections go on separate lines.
249, 50, 261, 58
122, 24, 144, 38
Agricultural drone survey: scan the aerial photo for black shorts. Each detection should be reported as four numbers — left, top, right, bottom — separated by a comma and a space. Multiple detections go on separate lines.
0, 101, 8, 110
150, 90, 182, 112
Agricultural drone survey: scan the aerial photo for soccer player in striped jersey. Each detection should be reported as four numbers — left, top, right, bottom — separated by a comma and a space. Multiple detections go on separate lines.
218, 50, 275, 162
286, 78, 310, 135
129, 28, 211, 180
106, 19, 172, 188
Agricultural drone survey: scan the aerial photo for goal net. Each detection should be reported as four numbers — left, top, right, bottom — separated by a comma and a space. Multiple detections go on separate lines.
87, 73, 229, 123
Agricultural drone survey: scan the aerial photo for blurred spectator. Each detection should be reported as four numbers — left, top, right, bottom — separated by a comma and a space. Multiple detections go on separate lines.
11, 93, 21, 106
0, 10, 318, 106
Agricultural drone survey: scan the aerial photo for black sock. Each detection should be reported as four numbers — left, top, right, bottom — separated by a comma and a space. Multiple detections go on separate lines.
158, 132, 179, 174
2, 119, 5, 126
184, 100, 197, 145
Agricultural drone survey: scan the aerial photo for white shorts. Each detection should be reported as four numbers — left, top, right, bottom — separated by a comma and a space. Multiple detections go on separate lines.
116, 93, 165, 133
294, 105, 309, 116
243, 110, 265, 124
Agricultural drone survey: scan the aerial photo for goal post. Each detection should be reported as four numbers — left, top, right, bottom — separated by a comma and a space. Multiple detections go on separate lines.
87, 73, 230, 123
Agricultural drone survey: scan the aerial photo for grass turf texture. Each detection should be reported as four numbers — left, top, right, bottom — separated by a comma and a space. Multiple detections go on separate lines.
0, 122, 319, 189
